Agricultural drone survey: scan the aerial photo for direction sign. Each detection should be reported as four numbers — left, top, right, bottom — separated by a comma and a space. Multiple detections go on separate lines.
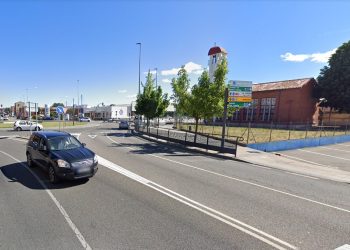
228, 80, 252, 108
56, 106, 64, 114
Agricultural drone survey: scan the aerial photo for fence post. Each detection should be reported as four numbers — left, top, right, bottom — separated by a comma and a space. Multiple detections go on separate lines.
269, 121, 273, 142
157, 128, 159, 140
168, 129, 170, 139
207, 134, 209, 150
288, 122, 292, 140
333, 121, 336, 136
185, 132, 187, 145
346, 120, 349, 135
305, 122, 308, 139
247, 122, 251, 144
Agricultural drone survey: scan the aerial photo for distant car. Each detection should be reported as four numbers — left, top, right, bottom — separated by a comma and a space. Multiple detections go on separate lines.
119, 120, 129, 129
79, 117, 91, 122
26, 131, 98, 183
13, 120, 43, 131
43, 117, 54, 120
3, 115, 9, 120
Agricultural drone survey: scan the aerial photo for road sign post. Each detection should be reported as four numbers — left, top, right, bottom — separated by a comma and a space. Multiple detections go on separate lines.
56, 106, 64, 131
221, 88, 229, 149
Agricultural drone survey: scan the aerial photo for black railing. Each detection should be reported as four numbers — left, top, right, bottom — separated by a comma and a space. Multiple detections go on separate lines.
135, 125, 242, 157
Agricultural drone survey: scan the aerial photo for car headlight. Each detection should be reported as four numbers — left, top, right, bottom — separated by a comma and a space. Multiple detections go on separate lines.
93, 155, 98, 164
57, 159, 71, 168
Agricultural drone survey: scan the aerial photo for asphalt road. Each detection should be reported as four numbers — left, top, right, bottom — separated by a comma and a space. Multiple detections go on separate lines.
280, 142, 350, 172
1, 123, 350, 249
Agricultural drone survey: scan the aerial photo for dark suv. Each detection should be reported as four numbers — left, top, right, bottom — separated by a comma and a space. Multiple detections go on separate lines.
26, 131, 98, 183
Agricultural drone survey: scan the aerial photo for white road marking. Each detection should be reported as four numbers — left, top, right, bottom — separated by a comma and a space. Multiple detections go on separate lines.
284, 172, 319, 180
335, 244, 350, 250
88, 135, 97, 139
106, 135, 350, 214
298, 149, 350, 161
320, 146, 350, 153
8, 137, 28, 143
277, 153, 333, 168
97, 155, 296, 250
0, 151, 92, 250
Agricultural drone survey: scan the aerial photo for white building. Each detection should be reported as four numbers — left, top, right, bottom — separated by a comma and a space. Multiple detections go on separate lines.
208, 46, 227, 82
86, 104, 131, 120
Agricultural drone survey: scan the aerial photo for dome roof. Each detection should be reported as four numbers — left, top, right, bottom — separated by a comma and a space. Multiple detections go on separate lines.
208, 46, 227, 56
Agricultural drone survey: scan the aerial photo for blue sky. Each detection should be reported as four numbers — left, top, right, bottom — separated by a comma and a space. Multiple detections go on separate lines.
1, 0, 350, 108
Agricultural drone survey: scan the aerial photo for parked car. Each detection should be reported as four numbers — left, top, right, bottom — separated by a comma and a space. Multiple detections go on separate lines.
3, 115, 9, 120
26, 131, 98, 183
13, 120, 43, 131
79, 117, 91, 122
119, 120, 129, 129
43, 116, 54, 120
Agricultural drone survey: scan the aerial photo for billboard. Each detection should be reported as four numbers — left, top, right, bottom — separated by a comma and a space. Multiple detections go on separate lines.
115, 106, 129, 119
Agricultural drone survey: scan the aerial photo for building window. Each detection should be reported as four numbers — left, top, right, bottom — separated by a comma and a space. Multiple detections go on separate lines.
259, 98, 276, 122
243, 99, 258, 121
232, 109, 240, 121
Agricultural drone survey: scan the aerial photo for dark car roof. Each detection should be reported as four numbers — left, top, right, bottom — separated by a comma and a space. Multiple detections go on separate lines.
33, 131, 71, 139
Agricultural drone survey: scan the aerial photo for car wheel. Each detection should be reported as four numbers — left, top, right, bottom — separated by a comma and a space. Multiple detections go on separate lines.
48, 165, 59, 184
16, 127, 22, 131
26, 153, 35, 168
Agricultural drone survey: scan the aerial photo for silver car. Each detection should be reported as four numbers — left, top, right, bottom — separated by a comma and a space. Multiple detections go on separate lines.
13, 120, 43, 131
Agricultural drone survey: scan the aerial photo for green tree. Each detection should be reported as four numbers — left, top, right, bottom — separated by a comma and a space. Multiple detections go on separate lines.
171, 67, 190, 116
187, 71, 212, 142
314, 40, 350, 112
135, 71, 169, 127
211, 57, 229, 117
51, 103, 64, 108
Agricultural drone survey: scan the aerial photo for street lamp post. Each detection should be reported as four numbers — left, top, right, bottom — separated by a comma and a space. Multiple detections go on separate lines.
136, 43, 142, 95
136, 42, 142, 128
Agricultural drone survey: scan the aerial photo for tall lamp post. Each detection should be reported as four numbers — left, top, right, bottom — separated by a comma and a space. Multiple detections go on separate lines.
136, 42, 142, 128
136, 43, 142, 95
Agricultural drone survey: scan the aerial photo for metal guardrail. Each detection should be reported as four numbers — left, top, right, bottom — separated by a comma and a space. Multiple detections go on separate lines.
135, 125, 242, 157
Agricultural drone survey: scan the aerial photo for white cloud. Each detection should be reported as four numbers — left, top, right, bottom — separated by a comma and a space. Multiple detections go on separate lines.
118, 89, 127, 93
161, 62, 205, 76
310, 49, 337, 63
127, 94, 137, 99
162, 78, 171, 83
281, 49, 336, 63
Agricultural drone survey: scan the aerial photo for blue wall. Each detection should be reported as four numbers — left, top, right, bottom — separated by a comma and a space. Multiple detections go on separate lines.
248, 134, 350, 152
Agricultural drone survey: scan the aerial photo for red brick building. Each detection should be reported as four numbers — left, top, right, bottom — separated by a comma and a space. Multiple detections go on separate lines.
230, 78, 318, 124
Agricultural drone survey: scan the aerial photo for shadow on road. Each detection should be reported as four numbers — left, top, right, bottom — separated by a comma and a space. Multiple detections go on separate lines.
0, 162, 89, 190
108, 140, 202, 157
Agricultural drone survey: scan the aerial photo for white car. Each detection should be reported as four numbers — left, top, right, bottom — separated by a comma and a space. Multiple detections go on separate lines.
79, 117, 91, 122
13, 120, 43, 131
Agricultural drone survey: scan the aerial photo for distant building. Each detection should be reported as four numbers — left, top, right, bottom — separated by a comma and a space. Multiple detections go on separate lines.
208, 46, 227, 82
230, 78, 319, 124
14, 101, 26, 118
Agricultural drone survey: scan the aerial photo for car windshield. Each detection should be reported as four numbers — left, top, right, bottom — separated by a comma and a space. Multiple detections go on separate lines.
48, 135, 82, 151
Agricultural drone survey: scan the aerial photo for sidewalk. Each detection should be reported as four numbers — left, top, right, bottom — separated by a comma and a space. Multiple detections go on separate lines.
135, 130, 350, 183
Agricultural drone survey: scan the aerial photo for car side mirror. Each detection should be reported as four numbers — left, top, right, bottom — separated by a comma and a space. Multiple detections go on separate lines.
82, 143, 86, 147
39, 145, 48, 151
